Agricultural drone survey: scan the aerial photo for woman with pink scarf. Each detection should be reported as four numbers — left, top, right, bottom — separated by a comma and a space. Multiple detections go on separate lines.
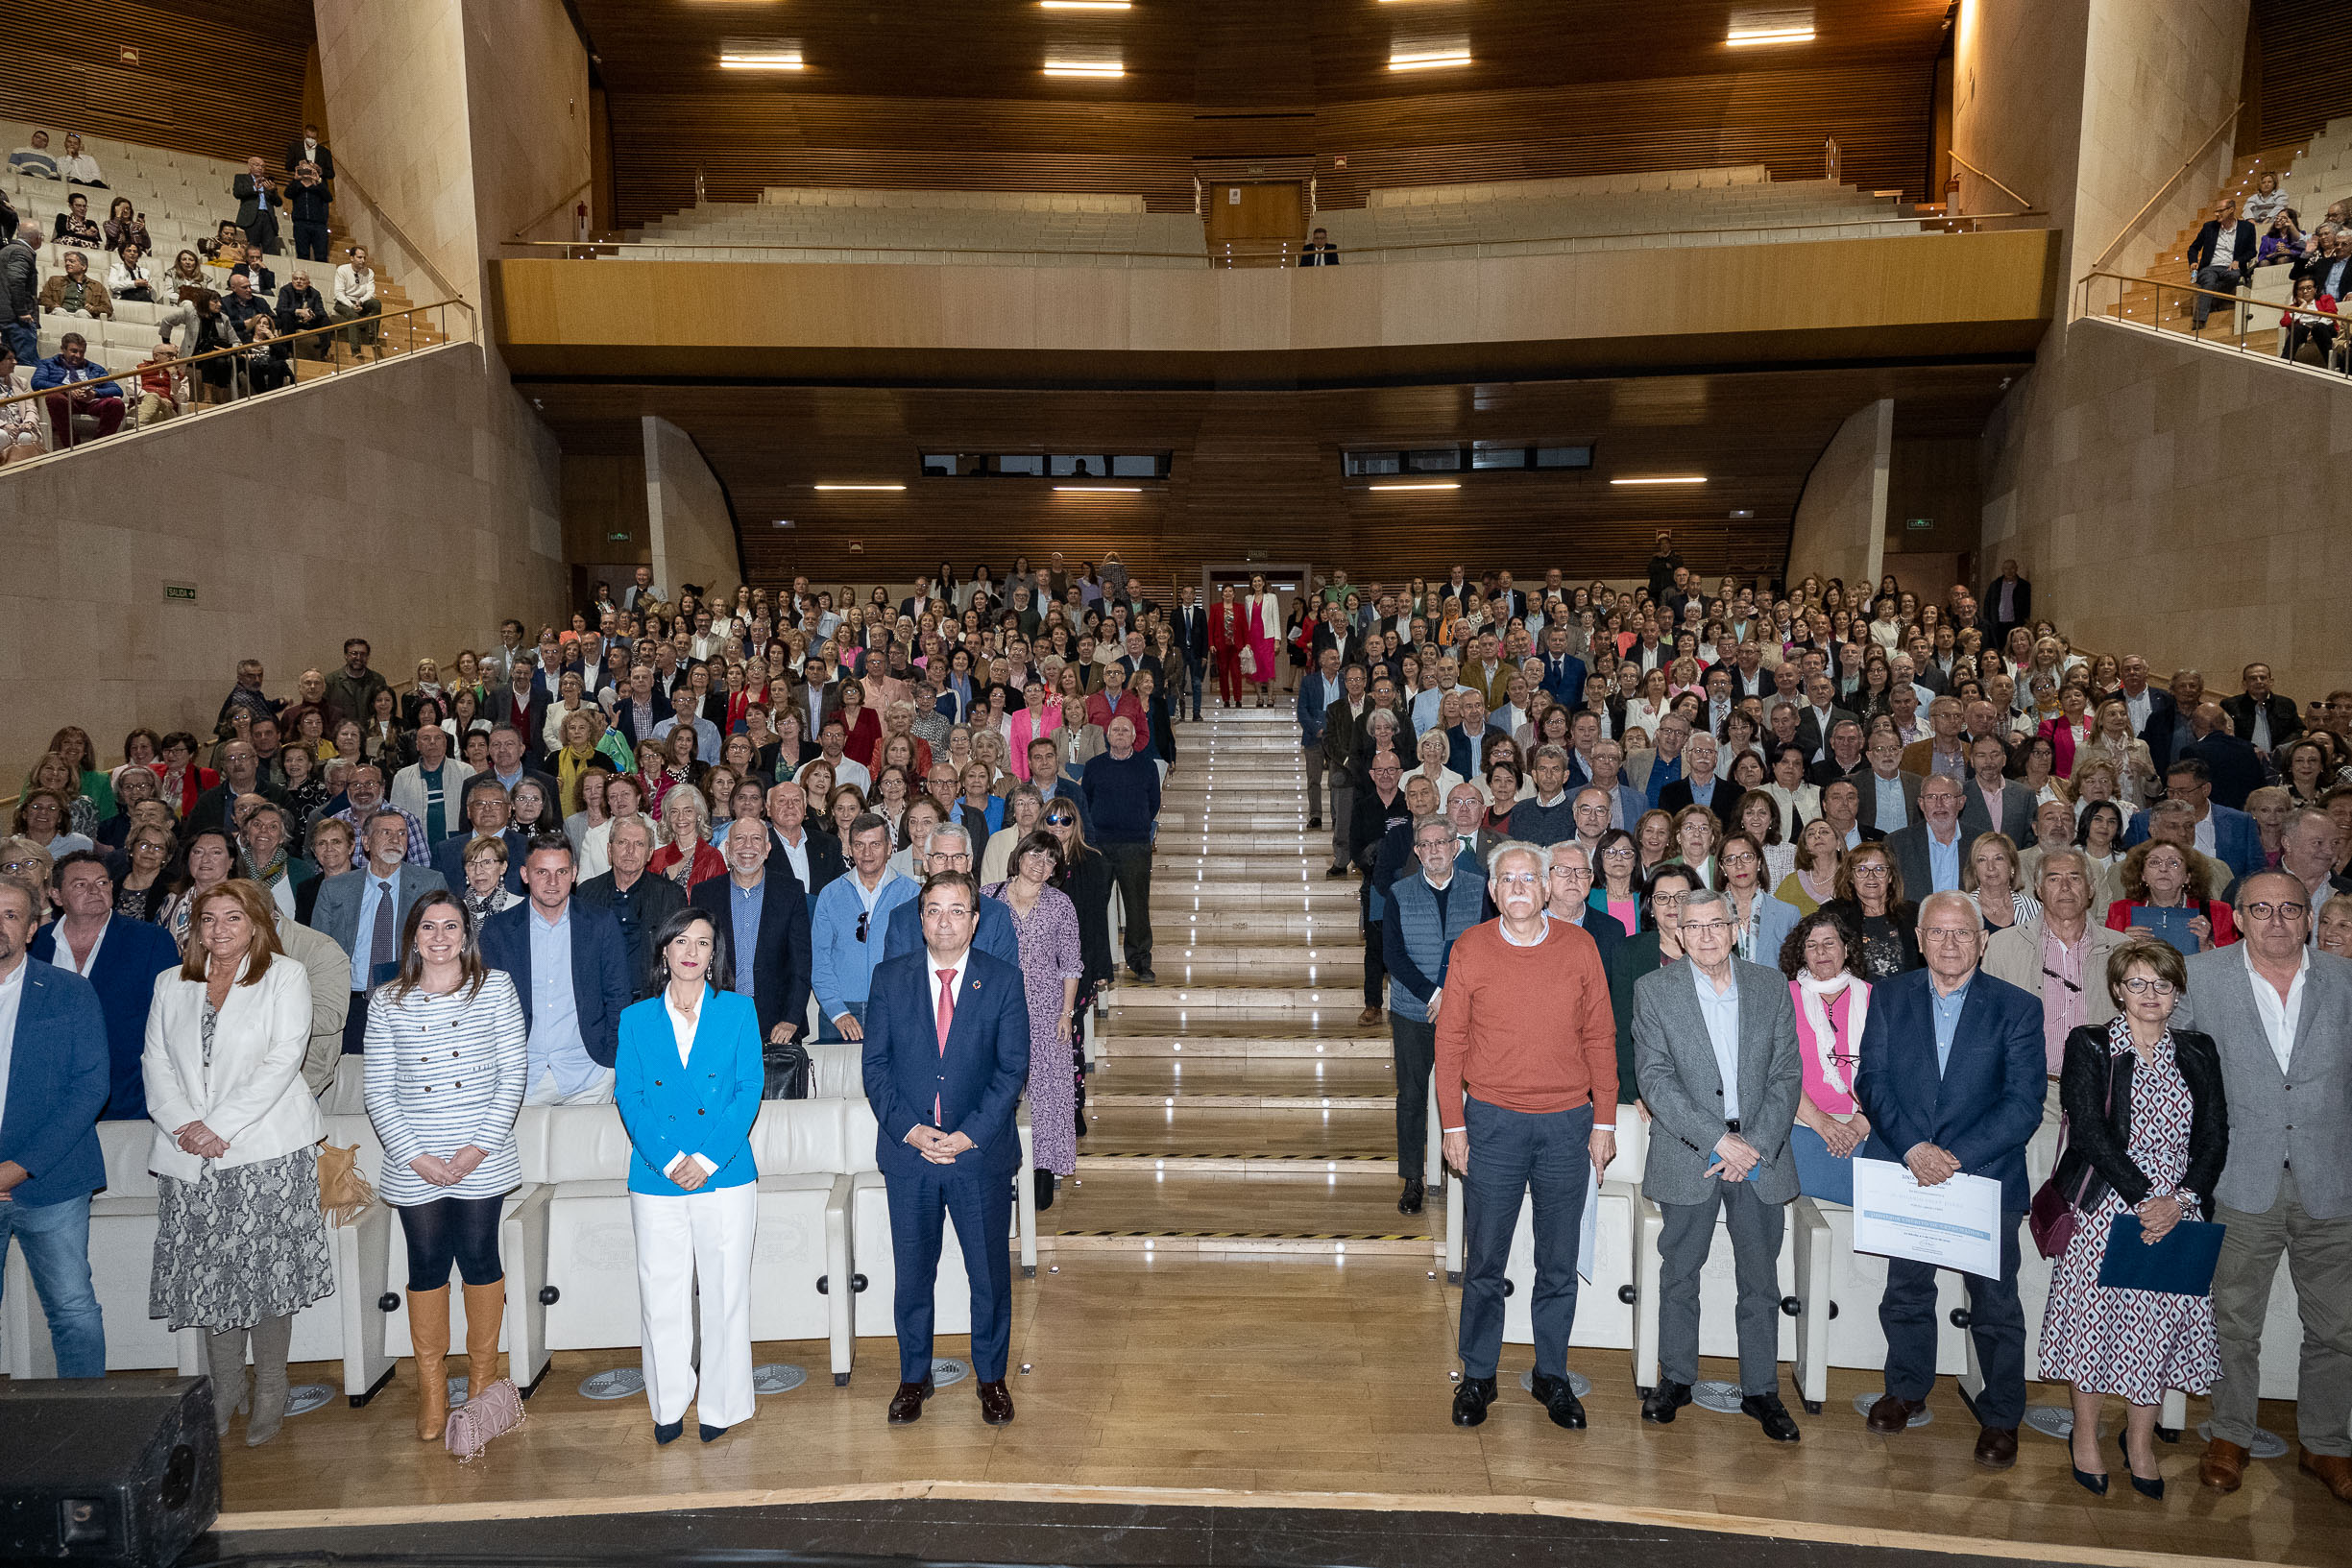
1779, 906, 1873, 1201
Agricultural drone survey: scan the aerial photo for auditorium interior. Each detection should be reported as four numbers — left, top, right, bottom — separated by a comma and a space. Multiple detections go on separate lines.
5, 2, 2352, 1566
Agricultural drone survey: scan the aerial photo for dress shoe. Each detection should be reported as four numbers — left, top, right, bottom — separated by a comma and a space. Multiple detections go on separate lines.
978, 1380, 1015, 1424
2198, 1436, 2248, 1492
1325, 866, 1350, 879
1033, 1167, 1057, 1212
2073, 1455, 2111, 1496
1974, 1425, 2020, 1469
886, 1376, 934, 1425
1641, 1380, 1692, 1424
1398, 1177, 1424, 1216
1451, 1375, 1497, 1427
1865, 1392, 1926, 1434
1530, 1373, 1588, 1430
2301, 1447, 2352, 1502
1307, 817, 1321, 830
1358, 1005, 1383, 1025
2121, 1431, 2163, 1499
653, 1419, 685, 1445
1131, 965, 1157, 983
700, 1422, 728, 1444
1742, 1391, 1802, 1442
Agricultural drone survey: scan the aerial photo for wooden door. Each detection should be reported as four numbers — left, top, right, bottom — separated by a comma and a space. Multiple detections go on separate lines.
1203, 181, 1304, 268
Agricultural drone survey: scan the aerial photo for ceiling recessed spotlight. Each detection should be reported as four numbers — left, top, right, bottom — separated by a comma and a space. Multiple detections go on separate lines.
1728, 25, 1814, 45
1611, 475, 1708, 486
1729, 9, 1814, 46
812, 483, 905, 492
1368, 481, 1460, 492
1054, 485, 1144, 494
718, 40, 803, 70
1044, 59, 1125, 76
1040, 1, 1131, 9
1388, 48, 1471, 70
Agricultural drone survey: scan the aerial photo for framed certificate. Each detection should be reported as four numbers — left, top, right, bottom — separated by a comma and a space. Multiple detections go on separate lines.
1851, 1156, 2003, 1278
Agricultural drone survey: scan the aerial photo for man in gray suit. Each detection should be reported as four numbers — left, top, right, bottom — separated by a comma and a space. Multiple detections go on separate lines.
311, 808, 448, 1056
2186, 872, 2352, 1501
1887, 775, 1972, 900
1855, 732, 1922, 836
1632, 887, 1806, 1441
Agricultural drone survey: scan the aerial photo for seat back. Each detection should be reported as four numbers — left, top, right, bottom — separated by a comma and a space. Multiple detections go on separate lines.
748, 1097, 848, 1175
95, 1121, 158, 1200
535, 1104, 635, 1183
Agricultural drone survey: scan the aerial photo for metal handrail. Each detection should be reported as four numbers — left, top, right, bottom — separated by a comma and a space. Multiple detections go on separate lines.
327, 157, 471, 307
2078, 267, 2351, 373
512, 178, 595, 242
1946, 151, 2035, 214
2092, 102, 2245, 271
0, 297, 471, 416
501, 205, 2044, 265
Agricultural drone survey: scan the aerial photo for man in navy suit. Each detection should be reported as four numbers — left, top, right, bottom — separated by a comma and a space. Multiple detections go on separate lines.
881, 825, 1019, 967
861, 872, 1031, 1427
1537, 624, 1588, 709
1852, 890, 2046, 1470
430, 784, 531, 894
690, 826, 812, 1095
29, 852, 181, 1120
479, 834, 634, 1104
1445, 690, 1513, 782
1174, 586, 1209, 722
0, 874, 112, 1376
2122, 757, 2264, 880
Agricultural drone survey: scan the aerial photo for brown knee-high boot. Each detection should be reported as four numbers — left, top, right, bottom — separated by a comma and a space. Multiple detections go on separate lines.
462, 1279, 505, 1391
409, 1286, 450, 1440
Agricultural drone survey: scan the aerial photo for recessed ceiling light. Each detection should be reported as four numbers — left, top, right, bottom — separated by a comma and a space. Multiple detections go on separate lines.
718, 41, 803, 70
1368, 482, 1460, 492
1727, 25, 1814, 44
1728, 10, 1815, 46
1388, 49, 1470, 70
1611, 475, 1708, 486
1041, 1, 1130, 9
1044, 60, 1125, 76
1055, 485, 1144, 495
812, 483, 904, 492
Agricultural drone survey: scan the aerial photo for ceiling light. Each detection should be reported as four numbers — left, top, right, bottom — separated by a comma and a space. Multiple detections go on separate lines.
812, 483, 904, 492
1368, 482, 1460, 492
1727, 25, 1814, 44
1044, 60, 1125, 76
1041, 1, 1131, 9
1388, 49, 1470, 70
1610, 475, 1708, 486
718, 43, 803, 70
1055, 485, 1143, 494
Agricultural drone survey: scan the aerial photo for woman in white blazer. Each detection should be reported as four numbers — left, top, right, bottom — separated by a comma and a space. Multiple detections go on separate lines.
142, 879, 330, 1448
363, 889, 528, 1441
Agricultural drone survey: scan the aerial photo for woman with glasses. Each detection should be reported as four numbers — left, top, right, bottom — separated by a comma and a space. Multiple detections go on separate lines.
1589, 829, 1643, 933
1607, 861, 1704, 1108
1044, 804, 1113, 1135
1777, 908, 1873, 1199
1715, 831, 1800, 965
2038, 938, 2225, 1499
2105, 841, 2236, 953
1821, 844, 1922, 977
985, 830, 1084, 1212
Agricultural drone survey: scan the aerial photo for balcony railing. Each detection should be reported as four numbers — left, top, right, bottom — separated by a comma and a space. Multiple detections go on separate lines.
2078, 268, 2352, 379
1, 298, 473, 460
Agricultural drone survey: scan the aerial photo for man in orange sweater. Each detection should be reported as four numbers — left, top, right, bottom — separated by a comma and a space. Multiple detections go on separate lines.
1436, 839, 1618, 1431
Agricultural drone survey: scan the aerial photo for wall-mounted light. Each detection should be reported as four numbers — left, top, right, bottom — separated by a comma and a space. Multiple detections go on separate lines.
1610, 475, 1708, 486
1367, 482, 1460, 492
812, 483, 905, 492
1388, 49, 1470, 70
1054, 485, 1144, 495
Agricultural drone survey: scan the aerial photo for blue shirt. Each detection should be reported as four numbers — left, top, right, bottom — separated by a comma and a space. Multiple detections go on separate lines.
728, 877, 764, 999
1873, 772, 1906, 830
1926, 825, 1962, 893
350, 872, 398, 994
1929, 972, 1974, 1076
1644, 756, 1684, 810
654, 714, 722, 765
526, 903, 594, 1094
1692, 964, 1743, 1122
1687, 776, 1716, 808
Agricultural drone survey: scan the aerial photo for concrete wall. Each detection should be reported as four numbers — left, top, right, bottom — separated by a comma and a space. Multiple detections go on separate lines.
1785, 399, 1891, 598
313, 0, 479, 306
643, 416, 743, 602
0, 348, 567, 769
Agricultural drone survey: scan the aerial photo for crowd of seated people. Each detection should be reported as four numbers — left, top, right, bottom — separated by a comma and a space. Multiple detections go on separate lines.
3, 543, 2349, 1482
1, 123, 382, 458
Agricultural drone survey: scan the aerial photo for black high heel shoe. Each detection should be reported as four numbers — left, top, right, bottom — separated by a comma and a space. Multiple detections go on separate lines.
2122, 1431, 2165, 1500
2072, 1428, 2110, 1496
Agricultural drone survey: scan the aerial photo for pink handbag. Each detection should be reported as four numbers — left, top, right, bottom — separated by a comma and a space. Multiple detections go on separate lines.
444, 1377, 525, 1462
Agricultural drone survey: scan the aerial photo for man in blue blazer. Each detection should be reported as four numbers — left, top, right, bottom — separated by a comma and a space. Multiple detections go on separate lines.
0, 875, 112, 1376
30, 852, 182, 1120
312, 809, 449, 1054
881, 824, 1019, 968
689, 827, 812, 1087
1852, 890, 2046, 1470
2122, 756, 2264, 880
861, 871, 1030, 1428
479, 833, 634, 1102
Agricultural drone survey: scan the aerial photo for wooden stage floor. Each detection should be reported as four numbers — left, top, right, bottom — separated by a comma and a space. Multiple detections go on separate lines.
220, 1254, 2346, 1566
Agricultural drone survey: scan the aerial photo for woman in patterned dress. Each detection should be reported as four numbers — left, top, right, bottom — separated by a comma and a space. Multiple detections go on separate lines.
141, 879, 332, 1448
985, 830, 1083, 1213
2038, 938, 2228, 1497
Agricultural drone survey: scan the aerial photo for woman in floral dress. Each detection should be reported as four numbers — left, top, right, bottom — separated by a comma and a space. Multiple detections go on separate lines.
984, 829, 1082, 1213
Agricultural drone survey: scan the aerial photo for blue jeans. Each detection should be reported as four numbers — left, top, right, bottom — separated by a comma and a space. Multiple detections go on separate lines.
818, 1001, 866, 1045
1457, 1096, 1592, 1381
1, 318, 36, 369
0, 1194, 106, 1377
1186, 653, 1206, 719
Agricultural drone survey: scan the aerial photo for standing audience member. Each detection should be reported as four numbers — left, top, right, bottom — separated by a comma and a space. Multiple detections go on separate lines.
1383, 814, 1486, 1218
575, 815, 685, 997
1080, 716, 1160, 983
811, 815, 915, 1042
688, 823, 812, 1096
313, 810, 447, 1055
984, 832, 1084, 1212
30, 851, 181, 1119
362, 891, 527, 1441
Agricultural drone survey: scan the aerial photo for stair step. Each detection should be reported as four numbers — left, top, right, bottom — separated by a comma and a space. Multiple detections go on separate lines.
1151, 880, 1354, 911
1041, 1169, 1435, 1251
1090, 1057, 1395, 1098
1157, 910, 1361, 940
1111, 984, 1367, 1013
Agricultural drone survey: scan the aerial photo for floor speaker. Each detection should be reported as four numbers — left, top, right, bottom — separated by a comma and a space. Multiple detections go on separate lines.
0, 1377, 220, 1564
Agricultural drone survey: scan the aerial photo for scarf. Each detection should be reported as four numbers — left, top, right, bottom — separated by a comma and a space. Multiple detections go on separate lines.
1795, 970, 1870, 1100
242, 845, 290, 886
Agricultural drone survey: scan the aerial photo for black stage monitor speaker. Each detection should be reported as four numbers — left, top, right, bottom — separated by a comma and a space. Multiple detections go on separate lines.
0, 1377, 220, 1564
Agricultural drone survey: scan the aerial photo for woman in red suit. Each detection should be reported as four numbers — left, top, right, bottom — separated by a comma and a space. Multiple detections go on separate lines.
1206, 584, 1246, 709
834, 677, 884, 770
151, 731, 217, 820
2038, 684, 2097, 781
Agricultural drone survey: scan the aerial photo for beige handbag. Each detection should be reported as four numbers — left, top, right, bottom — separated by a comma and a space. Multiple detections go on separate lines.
317, 1140, 376, 1227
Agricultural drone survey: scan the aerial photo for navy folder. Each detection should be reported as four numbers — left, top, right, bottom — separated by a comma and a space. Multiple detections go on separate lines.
2097, 1217, 2224, 1295
1790, 1122, 1855, 1206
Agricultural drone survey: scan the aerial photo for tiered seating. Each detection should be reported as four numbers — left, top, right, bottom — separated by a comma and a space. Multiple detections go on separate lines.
1314, 168, 1911, 259
622, 187, 1202, 268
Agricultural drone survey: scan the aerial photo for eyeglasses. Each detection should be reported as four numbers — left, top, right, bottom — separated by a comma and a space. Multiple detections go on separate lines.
1720, 852, 1758, 868
2242, 901, 2309, 922
1922, 928, 1977, 945
1851, 864, 1890, 879
1681, 919, 1734, 937
1494, 873, 1542, 889
2122, 977, 2177, 997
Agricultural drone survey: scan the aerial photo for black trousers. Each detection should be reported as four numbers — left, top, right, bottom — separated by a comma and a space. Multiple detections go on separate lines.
1390, 1015, 1435, 1181
244, 212, 281, 253
397, 1194, 504, 1291
1102, 840, 1152, 969
1881, 1209, 2026, 1427
342, 992, 369, 1053
292, 221, 330, 262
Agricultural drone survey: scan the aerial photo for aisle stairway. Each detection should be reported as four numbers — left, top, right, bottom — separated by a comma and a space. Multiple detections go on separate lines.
1041, 704, 1440, 1260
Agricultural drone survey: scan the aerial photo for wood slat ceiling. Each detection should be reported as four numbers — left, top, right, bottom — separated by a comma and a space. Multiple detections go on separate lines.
530, 364, 2014, 588
12, 1, 314, 170
576, 0, 1954, 226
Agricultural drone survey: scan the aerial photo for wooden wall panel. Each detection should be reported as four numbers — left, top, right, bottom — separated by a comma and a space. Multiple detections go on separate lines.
13, 2, 314, 170
2243, 0, 2352, 154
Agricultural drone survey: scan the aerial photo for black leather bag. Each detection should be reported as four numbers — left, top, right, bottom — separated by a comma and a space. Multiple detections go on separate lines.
762, 1039, 812, 1100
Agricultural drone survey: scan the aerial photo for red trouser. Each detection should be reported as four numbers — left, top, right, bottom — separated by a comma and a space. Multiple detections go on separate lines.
45, 392, 125, 446
1214, 650, 1243, 707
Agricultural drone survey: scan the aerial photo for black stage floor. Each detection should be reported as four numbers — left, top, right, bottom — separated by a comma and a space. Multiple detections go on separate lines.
196, 1496, 2081, 1568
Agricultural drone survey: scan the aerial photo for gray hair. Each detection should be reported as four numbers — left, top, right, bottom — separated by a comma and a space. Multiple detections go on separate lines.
2032, 847, 2092, 892
1485, 838, 1550, 880
1916, 889, 1977, 931
1679, 885, 1731, 920
661, 784, 712, 836
1367, 710, 1401, 736
1412, 811, 1452, 843
1533, 743, 1570, 768
924, 822, 973, 855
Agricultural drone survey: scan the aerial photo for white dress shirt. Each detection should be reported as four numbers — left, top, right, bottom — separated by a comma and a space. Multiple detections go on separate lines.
52, 920, 107, 977
2245, 946, 2307, 1075
0, 955, 27, 1097
662, 988, 719, 1177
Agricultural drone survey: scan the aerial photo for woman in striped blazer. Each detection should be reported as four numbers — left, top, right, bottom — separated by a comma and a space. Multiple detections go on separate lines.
362, 889, 528, 1441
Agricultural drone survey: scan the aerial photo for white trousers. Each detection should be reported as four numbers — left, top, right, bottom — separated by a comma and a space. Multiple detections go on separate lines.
630, 1183, 757, 1430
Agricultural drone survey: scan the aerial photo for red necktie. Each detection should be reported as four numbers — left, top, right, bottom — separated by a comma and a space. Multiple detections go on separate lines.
934, 968, 956, 1124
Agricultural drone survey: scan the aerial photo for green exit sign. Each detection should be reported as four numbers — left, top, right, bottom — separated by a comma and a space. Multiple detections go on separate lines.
1905, 517, 1933, 532
606, 531, 631, 543
163, 582, 198, 603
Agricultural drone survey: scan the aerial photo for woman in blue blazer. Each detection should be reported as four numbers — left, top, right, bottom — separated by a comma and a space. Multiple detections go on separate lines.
614, 906, 764, 1446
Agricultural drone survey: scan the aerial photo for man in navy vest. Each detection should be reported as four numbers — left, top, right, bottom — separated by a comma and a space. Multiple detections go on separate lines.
1384, 814, 1487, 1218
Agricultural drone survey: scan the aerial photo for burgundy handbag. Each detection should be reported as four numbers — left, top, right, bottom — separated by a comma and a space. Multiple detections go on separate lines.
2028, 1048, 2118, 1259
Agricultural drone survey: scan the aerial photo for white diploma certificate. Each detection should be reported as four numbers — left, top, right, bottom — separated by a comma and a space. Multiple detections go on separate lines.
1851, 1157, 2003, 1279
